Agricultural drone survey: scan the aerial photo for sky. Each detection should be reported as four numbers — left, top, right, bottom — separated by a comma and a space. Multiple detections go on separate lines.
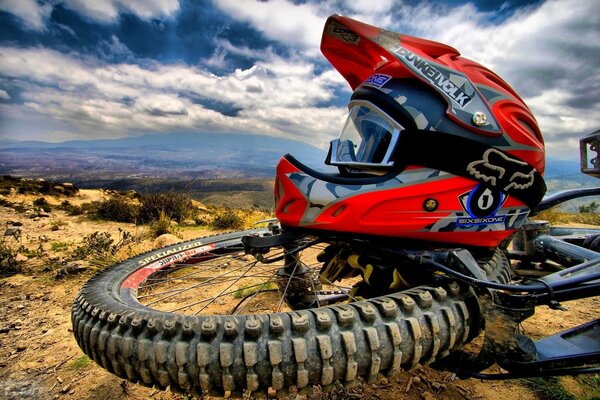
0, 0, 598, 160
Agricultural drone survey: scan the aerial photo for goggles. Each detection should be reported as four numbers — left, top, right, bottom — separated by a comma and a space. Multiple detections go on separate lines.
328, 100, 403, 169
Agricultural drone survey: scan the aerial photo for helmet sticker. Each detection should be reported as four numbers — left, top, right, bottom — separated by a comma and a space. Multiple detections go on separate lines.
371, 30, 502, 134
428, 206, 529, 232
363, 74, 392, 88
394, 47, 473, 108
467, 148, 535, 192
326, 20, 360, 45
458, 184, 505, 225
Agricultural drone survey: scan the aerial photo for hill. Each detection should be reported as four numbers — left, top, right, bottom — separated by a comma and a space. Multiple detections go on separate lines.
1, 134, 598, 210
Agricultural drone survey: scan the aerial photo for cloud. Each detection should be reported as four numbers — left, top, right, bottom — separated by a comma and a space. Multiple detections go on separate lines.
0, 89, 9, 100
0, 45, 346, 145
97, 35, 135, 62
214, 0, 327, 56
64, 0, 181, 23
412, 0, 600, 158
0, 0, 597, 161
215, 0, 598, 159
0, 0, 181, 30
0, 0, 52, 31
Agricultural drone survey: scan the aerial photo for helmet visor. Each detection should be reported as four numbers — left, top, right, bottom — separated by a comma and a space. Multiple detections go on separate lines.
329, 100, 402, 169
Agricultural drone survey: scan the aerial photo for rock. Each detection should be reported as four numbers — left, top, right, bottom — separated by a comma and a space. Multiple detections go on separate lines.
153, 234, 180, 249
16, 344, 27, 352
3, 227, 21, 237
55, 260, 88, 278
7, 221, 23, 226
0, 326, 11, 334
421, 391, 436, 400
15, 254, 28, 263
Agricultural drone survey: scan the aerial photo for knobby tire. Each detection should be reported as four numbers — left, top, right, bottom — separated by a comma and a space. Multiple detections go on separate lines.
71, 228, 510, 397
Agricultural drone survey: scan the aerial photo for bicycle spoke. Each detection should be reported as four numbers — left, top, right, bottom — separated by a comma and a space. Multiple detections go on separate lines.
135, 237, 361, 316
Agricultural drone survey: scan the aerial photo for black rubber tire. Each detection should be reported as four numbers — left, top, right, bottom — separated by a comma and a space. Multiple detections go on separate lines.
71, 229, 506, 397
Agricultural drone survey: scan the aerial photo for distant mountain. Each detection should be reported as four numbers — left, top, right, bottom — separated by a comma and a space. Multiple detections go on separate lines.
544, 158, 598, 191
0, 132, 329, 180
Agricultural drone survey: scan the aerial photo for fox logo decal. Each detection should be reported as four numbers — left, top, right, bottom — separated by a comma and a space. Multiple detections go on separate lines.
467, 148, 535, 192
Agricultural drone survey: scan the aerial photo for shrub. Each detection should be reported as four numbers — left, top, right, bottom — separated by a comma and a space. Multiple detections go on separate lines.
148, 211, 176, 238
579, 201, 599, 213
138, 190, 197, 223
212, 208, 245, 230
33, 197, 51, 212
71, 229, 135, 267
95, 197, 139, 223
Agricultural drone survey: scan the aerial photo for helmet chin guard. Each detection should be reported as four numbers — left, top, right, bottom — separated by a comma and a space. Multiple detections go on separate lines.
274, 15, 546, 248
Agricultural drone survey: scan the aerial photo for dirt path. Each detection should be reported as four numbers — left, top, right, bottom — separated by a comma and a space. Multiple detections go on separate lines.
0, 195, 598, 400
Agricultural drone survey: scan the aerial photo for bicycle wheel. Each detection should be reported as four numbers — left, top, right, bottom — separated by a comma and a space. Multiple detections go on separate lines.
72, 228, 495, 397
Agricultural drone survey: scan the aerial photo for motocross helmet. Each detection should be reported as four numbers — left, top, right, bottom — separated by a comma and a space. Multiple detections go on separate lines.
274, 15, 546, 247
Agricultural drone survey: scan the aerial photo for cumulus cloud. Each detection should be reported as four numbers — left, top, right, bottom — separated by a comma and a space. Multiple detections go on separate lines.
0, 89, 10, 100
413, 0, 600, 158
214, 0, 326, 56
0, 45, 346, 145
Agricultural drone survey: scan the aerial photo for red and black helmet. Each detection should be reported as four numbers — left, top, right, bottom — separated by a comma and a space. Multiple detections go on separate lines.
274, 15, 546, 247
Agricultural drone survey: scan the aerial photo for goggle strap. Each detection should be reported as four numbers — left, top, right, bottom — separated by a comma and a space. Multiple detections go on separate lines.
397, 129, 546, 211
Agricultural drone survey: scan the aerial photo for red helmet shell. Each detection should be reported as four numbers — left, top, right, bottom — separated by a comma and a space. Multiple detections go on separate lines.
274, 15, 546, 247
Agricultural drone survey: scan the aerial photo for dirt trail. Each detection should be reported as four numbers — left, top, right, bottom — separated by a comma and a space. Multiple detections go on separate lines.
0, 192, 598, 400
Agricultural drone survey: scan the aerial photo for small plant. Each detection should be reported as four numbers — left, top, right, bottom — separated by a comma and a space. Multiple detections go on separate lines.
59, 200, 83, 216
233, 282, 278, 299
195, 213, 213, 226
0, 239, 25, 276
71, 229, 135, 266
69, 355, 91, 370
50, 220, 67, 231
521, 377, 575, 400
50, 241, 71, 252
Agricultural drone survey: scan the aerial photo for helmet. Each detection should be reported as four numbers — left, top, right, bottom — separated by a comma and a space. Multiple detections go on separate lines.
274, 15, 546, 247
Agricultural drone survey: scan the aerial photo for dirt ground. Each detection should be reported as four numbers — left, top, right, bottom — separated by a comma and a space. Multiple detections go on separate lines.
0, 190, 598, 400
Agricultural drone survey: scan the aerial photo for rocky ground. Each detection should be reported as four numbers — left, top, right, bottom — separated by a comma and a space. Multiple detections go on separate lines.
0, 188, 598, 400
